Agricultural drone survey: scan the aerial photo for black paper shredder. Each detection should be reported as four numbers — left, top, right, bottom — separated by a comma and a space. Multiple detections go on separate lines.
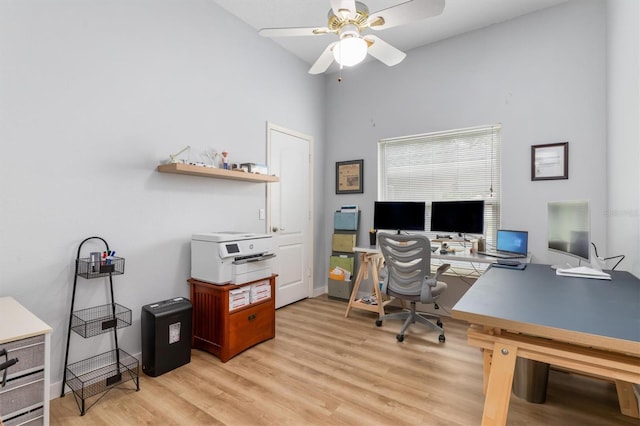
141, 297, 192, 377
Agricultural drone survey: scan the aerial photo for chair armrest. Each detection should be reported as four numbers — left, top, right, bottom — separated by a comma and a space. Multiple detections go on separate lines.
434, 263, 451, 280
424, 263, 451, 287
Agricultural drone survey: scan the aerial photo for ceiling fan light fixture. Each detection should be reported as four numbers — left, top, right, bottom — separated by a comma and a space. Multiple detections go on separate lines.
333, 36, 367, 67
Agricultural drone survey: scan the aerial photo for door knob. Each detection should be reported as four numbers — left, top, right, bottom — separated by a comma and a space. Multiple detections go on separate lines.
272, 226, 278, 232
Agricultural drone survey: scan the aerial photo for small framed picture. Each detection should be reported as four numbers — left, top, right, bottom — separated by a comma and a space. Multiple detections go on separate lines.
531, 142, 568, 181
336, 159, 363, 194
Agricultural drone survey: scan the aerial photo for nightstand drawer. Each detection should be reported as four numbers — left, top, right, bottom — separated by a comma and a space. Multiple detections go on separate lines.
0, 370, 44, 420
2, 406, 44, 426
1, 335, 45, 378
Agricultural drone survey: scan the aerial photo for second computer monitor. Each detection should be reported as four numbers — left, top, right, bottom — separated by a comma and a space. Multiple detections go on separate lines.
430, 200, 485, 236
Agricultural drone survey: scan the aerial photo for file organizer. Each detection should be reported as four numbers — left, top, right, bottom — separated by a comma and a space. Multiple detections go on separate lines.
334, 211, 359, 231
328, 209, 359, 300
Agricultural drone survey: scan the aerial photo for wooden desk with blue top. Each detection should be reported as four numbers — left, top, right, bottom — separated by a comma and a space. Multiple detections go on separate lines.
452, 263, 640, 426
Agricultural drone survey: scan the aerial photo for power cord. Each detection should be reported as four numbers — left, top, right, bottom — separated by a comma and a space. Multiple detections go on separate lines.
591, 242, 625, 270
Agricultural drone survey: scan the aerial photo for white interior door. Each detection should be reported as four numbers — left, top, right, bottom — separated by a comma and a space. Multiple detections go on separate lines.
267, 123, 313, 308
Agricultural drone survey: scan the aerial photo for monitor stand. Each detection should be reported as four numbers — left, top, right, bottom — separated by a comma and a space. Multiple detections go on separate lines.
550, 259, 580, 270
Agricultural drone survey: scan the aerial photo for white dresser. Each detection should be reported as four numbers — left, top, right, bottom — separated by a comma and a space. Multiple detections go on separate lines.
0, 297, 52, 425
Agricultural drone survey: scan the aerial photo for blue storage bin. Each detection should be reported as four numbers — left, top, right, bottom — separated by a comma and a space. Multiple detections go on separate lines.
334, 211, 359, 231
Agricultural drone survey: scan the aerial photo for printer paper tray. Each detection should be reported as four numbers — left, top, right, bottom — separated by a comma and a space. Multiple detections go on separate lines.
233, 253, 276, 265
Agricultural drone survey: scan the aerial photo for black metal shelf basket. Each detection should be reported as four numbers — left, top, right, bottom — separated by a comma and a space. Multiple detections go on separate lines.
71, 304, 132, 338
65, 349, 139, 401
76, 256, 125, 279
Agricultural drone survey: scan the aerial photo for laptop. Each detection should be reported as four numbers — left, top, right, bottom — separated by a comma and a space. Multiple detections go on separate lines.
478, 229, 528, 259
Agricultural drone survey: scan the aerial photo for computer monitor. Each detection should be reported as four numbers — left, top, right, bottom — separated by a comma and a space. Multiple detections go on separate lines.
547, 200, 590, 264
374, 201, 426, 234
430, 200, 485, 236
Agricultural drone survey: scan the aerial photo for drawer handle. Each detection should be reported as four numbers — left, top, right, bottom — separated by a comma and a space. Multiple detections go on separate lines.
248, 313, 257, 321
0, 348, 19, 388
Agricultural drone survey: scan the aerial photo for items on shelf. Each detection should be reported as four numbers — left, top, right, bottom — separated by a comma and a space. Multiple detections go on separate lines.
239, 162, 269, 174
168, 145, 191, 163
157, 162, 280, 182
221, 151, 229, 169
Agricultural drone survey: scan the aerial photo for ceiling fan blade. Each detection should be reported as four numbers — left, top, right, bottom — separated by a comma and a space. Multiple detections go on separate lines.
364, 35, 406, 66
368, 0, 445, 30
309, 42, 337, 74
331, 0, 357, 18
259, 26, 332, 38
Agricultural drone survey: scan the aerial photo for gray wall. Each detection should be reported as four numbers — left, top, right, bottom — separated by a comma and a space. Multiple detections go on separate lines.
607, 0, 640, 277
0, 0, 325, 387
322, 0, 637, 298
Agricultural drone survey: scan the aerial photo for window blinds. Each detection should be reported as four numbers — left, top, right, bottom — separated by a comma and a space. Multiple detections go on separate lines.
378, 125, 501, 246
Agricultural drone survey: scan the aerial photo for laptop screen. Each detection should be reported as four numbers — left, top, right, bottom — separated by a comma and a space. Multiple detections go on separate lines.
496, 230, 528, 255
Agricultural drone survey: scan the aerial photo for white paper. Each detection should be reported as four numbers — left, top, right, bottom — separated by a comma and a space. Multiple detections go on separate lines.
556, 266, 611, 280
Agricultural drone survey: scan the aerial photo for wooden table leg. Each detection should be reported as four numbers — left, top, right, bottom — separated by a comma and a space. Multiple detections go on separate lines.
615, 380, 640, 418
481, 342, 518, 426
482, 349, 493, 394
369, 257, 385, 318
345, 253, 367, 318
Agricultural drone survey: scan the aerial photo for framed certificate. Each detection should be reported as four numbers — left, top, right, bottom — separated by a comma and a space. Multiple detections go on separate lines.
336, 159, 363, 194
531, 142, 568, 181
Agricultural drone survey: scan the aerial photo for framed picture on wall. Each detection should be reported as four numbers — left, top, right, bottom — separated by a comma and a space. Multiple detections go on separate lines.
336, 159, 363, 194
531, 142, 568, 181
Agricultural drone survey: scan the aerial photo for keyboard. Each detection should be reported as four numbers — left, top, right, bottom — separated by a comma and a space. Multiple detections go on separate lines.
477, 251, 525, 259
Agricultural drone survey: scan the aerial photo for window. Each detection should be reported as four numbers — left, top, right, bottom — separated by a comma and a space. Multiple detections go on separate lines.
378, 124, 501, 247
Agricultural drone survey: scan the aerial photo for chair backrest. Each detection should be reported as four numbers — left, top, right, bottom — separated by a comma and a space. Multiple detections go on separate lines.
378, 233, 432, 297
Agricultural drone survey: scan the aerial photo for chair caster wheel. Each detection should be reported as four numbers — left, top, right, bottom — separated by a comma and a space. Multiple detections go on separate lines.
396, 334, 405, 342
439, 334, 445, 343
437, 320, 443, 328
375, 320, 382, 327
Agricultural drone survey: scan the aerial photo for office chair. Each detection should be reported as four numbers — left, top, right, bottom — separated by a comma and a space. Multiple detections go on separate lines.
376, 233, 450, 343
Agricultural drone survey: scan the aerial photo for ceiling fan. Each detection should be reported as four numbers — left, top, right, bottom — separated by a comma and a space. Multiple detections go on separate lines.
259, 0, 445, 74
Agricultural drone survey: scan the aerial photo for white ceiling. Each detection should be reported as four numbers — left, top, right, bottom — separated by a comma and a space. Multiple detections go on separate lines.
214, 0, 567, 71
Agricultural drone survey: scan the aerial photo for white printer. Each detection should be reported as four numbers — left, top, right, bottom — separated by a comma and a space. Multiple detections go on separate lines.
191, 232, 275, 284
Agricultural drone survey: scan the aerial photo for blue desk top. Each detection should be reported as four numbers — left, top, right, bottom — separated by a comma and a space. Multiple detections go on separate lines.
452, 263, 640, 345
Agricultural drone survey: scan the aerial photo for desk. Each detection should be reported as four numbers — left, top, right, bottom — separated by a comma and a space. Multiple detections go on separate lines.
433, 251, 531, 264
344, 245, 530, 318
452, 264, 640, 425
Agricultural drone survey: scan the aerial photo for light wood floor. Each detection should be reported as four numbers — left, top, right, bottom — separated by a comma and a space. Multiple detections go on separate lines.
50, 295, 637, 425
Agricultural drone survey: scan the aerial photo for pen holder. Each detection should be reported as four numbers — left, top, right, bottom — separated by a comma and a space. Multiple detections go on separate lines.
369, 231, 377, 246
76, 256, 125, 279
